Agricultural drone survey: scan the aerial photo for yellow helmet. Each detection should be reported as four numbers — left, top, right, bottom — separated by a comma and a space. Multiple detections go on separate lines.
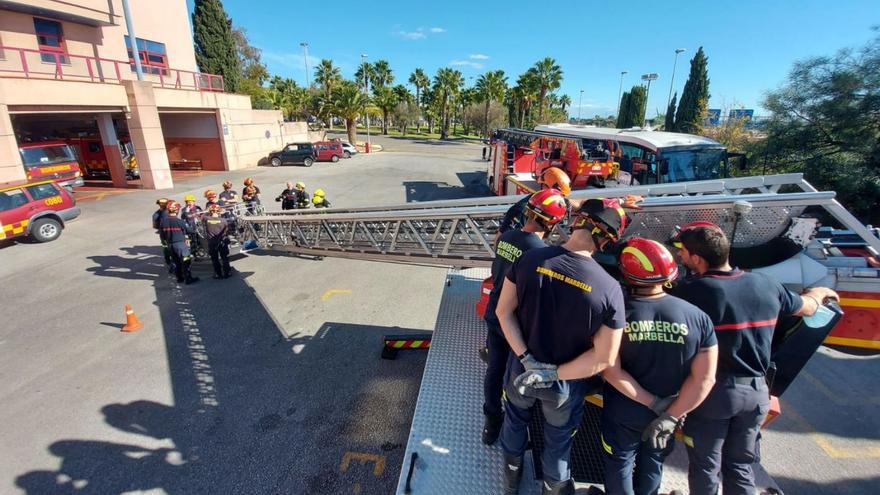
184, 194, 196, 202
314, 188, 325, 197
295, 182, 305, 190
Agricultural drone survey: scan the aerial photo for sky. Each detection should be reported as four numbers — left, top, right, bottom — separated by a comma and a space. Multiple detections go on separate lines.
196, 0, 878, 118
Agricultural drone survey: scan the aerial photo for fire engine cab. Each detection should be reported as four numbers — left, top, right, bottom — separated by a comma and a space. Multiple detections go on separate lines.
18, 141, 84, 189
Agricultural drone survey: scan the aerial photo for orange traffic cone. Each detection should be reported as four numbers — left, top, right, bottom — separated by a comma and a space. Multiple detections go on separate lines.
122, 304, 144, 333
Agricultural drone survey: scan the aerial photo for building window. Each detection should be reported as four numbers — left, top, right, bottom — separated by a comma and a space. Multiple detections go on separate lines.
34, 18, 68, 64
125, 35, 168, 75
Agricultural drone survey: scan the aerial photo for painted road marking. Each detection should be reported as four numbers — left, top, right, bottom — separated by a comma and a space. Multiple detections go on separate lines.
321, 289, 352, 302
783, 401, 880, 459
800, 370, 880, 406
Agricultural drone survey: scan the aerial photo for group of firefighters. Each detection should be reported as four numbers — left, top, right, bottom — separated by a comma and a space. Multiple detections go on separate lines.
482, 168, 839, 495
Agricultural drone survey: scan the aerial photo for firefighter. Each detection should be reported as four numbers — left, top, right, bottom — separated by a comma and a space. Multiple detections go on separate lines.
601, 237, 718, 495
204, 203, 232, 279
204, 189, 220, 210
181, 194, 203, 251
312, 189, 331, 208
294, 182, 310, 209
498, 167, 571, 235
152, 198, 174, 272
481, 189, 567, 446
495, 199, 629, 495
219, 180, 239, 207
669, 224, 838, 495
242, 177, 261, 208
160, 201, 199, 284
276, 181, 297, 210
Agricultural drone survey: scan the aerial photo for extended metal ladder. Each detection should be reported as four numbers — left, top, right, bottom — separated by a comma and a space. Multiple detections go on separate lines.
233, 173, 880, 267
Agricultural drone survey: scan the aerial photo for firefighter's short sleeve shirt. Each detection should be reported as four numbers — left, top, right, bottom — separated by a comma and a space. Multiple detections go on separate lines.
204, 216, 228, 241
671, 268, 803, 378
484, 229, 546, 325
506, 246, 626, 365
219, 190, 238, 206
604, 294, 717, 417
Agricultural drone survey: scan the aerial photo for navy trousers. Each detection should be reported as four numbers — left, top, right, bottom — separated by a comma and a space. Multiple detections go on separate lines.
483, 321, 510, 418
601, 398, 673, 495
683, 377, 769, 495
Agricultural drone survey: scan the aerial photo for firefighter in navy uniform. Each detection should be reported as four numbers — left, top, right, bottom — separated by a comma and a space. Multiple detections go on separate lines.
481, 189, 567, 446
204, 189, 220, 210
294, 182, 310, 209
152, 198, 175, 272
669, 224, 837, 495
219, 181, 239, 207
498, 167, 571, 235
242, 177, 261, 212
204, 204, 232, 279
276, 181, 297, 210
159, 201, 200, 285
495, 199, 629, 495
601, 238, 718, 495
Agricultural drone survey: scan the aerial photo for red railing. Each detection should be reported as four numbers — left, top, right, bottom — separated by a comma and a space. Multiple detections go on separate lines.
0, 46, 224, 92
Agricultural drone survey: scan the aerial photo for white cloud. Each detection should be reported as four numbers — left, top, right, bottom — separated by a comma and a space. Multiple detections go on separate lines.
397, 29, 427, 40
429, 27, 446, 33
394, 26, 446, 40
468, 54, 489, 60
450, 60, 484, 69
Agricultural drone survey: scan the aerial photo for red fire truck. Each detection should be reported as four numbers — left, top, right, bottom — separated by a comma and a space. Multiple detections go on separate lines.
18, 141, 84, 189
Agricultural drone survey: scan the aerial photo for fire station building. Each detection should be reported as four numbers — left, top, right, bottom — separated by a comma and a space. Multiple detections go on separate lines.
0, 0, 312, 188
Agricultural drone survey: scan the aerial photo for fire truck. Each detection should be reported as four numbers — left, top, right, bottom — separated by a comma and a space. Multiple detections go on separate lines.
18, 141, 84, 189
66, 137, 140, 180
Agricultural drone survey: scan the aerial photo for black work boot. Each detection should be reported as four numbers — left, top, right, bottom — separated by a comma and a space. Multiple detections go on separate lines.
478, 346, 489, 364
542, 478, 575, 495
502, 454, 523, 495
481, 414, 503, 445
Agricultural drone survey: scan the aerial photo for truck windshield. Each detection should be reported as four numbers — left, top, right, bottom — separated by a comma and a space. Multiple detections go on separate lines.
662, 148, 726, 182
20, 145, 76, 167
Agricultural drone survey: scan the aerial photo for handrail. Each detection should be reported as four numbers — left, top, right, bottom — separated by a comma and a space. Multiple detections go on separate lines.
0, 45, 224, 92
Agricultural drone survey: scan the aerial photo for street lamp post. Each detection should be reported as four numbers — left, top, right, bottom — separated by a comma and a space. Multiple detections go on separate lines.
299, 42, 310, 88
616, 71, 628, 118
577, 90, 584, 122
641, 73, 660, 127
667, 48, 686, 107
361, 53, 371, 153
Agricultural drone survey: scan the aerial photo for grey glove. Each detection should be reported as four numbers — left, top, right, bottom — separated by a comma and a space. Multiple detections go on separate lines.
519, 352, 556, 372
641, 413, 680, 450
514, 368, 559, 394
649, 394, 678, 415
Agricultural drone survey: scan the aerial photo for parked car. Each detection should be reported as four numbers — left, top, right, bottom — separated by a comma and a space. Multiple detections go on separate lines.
340, 141, 358, 158
314, 141, 344, 162
268, 143, 316, 167
0, 179, 81, 243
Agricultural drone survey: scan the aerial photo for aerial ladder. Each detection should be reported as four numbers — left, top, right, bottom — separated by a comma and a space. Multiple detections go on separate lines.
231, 173, 880, 494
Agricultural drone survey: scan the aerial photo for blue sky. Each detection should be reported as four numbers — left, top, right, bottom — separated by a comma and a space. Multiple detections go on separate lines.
200, 0, 878, 117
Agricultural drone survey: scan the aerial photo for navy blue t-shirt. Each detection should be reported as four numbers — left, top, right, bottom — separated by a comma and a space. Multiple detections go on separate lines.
604, 294, 717, 416
485, 229, 546, 326
671, 268, 802, 378
507, 246, 626, 365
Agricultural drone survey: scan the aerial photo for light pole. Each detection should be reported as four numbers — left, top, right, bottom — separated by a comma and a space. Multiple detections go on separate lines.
299, 42, 310, 88
577, 90, 584, 122
667, 48, 686, 107
121, 0, 143, 81
616, 71, 628, 118
361, 53, 371, 153
641, 73, 659, 127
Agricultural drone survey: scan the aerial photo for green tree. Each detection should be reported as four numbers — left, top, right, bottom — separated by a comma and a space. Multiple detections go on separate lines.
372, 86, 398, 134
664, 93, 677, 131
674, 47, 710, 134
408, 68, 430, 132
475, 70, 507, 136
355, 62, 375, 92
433, 68, 464, 139
559, 94, 571, 114
192, 0, 240, 92
233, 27, 267, 85
314, 59, 342, 99
331, 81, 368, 146
372, 60, 394, 87
616, 85, 647, 128
754, 32, 880, 224
530, 57, 563, 122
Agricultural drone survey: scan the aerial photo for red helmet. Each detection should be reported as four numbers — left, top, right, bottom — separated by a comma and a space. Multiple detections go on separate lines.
669, 221, 722, 248
538, 167, 572, 196
243, 177, 254, 186
619, 237, 679, 286
572, 198, 628, 241
525, 188, 568, 226
208, 203, 222, 213
204, 189, 217, 199
167, 201, 181, 214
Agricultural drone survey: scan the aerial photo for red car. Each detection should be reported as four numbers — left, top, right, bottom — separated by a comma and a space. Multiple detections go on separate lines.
314, 141, 344, 162
0, 179, 81, 243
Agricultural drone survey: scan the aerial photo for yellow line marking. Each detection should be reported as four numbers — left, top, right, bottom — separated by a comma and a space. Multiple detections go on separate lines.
823, 335, 880, 351
800, 370, 880, 406
839, 297, 880, 309
321, 289, 352, 301
339, 452, 386, 476
783, 401, 880, 458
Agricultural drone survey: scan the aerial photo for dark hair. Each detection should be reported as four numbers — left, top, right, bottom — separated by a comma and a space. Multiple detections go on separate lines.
679, 227, 730, 268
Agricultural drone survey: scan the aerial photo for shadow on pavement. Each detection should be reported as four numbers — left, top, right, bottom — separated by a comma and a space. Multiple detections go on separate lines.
774, 474, 880, 495
404, 171, 488, 202
17, 246, 427, 494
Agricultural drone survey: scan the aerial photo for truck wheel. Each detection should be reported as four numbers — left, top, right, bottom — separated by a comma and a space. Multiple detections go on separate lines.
30, 218, 62, 243
303, 157, 314, 167
331, 155, 339, 163
343, 151, 351, 159
271, 157, 282, 167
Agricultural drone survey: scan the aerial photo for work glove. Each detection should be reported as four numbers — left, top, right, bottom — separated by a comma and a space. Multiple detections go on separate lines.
519, 352, 556, 372
514, 368, 559, 394
641, 413, 680, 450
649, 394, 678, 415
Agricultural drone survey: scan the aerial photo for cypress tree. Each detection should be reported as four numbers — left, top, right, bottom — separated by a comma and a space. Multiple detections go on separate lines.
664, 93, 677, 131
616, 91, 630, 128
192, 0, 240, 92
674, 47, 710, 134
627, 85, 647, 128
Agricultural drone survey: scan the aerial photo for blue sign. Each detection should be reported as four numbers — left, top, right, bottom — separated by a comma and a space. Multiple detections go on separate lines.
707, 109, 721, 126
729, 109, 754, 120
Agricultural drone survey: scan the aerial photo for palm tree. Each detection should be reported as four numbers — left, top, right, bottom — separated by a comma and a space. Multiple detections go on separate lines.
559, 94, 571, 115
355, 62, 375, 92
433, 68, 464, 139
475, 70, 507, 136
331, 81, 368, 146
530, 57, 563, 122
408, 68, 430, 133
515, 71, 539, 127
372, 86, 398, 135
314, 59, 342, 128
372, 60, 394, 87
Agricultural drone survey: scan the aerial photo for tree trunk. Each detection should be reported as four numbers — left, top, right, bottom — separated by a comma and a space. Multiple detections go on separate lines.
382, 109, 389, 135
415, 87, 421, 133
440, 94, 449, 139
484, 100, 491, 137
346, 119, 357, 148
538, 88, 547, 122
